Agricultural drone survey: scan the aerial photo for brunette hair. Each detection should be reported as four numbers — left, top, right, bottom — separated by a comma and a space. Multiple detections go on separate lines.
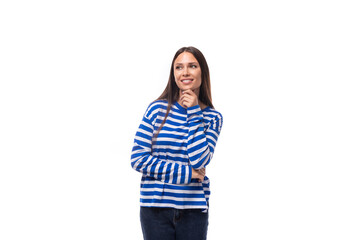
154, 46, 214, 138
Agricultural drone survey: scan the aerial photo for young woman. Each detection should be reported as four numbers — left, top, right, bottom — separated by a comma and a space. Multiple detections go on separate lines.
131, 46, 223, 240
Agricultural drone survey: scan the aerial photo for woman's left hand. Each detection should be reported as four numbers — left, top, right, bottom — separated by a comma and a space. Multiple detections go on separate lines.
180, 89, 199, 108
191, 168, 206, 182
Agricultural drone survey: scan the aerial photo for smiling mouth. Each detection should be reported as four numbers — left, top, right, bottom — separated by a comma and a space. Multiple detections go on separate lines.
181, 79, 193, 84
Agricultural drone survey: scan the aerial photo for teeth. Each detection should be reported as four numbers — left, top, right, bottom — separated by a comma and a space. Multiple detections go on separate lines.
182, 80, 192, 83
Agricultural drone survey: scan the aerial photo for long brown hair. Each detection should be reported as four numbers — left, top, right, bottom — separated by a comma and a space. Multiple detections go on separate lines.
154, 46, 214, 138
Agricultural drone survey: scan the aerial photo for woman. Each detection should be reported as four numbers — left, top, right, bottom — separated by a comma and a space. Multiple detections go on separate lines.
131, 46, 223, 240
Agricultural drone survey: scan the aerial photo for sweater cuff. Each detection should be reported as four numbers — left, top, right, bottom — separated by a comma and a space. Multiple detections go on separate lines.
187, 105, 203, 122
187, 165, 192, 184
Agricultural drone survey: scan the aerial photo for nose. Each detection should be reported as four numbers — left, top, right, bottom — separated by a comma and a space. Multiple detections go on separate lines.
182, 67, 190, 76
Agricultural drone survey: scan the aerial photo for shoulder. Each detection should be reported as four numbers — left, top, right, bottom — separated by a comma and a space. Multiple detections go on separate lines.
203, 107, 223, 122
203, 107, 223, 131
144, 100, 169, 119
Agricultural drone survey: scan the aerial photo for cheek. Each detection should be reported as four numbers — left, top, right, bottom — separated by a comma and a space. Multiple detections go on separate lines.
174, 72, 180, 82
195, 71, 202, 83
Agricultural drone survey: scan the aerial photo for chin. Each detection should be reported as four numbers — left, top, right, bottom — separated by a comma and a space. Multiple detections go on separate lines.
183, 86, 193, 90
178, 85, 192, 91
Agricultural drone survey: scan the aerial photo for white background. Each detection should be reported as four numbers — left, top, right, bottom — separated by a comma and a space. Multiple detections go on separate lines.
1, 0, 359, 239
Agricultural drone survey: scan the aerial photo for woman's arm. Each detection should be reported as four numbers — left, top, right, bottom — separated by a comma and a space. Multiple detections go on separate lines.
131, 107, 193, 184
180, 90, 223, 170
186, 105, 223, 169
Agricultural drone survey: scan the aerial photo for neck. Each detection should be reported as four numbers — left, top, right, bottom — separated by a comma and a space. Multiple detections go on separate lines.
199, 102, 207, 109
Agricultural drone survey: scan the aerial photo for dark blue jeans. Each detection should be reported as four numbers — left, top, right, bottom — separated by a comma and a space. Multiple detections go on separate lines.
140, 207, 209, 240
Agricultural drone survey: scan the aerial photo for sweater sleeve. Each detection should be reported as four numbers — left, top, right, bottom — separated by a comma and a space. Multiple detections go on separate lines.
131, 104, 193, 184
186, 105, 223, 169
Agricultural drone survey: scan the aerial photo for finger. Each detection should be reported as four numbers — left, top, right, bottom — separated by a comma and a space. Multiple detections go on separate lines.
181, 98, 192, 106
181, 93, 193, 99
182, 97, 195, 106
196, 169, 206, 176
182, 100, 190, 108
199, 175, 204, 182
182, 89, 193, 93
180, 95, 190, 102
181, 96, 195, 105
182, 89, 195, 96
180, 95, 194, 104
181, 90, 192, 96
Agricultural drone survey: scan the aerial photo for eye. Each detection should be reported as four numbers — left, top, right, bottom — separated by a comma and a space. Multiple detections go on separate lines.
190, 64, 198, 68
175, 66, 182, 70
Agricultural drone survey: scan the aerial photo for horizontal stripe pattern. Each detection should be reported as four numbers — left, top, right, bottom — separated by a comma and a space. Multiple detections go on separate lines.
131, 100, 223, 210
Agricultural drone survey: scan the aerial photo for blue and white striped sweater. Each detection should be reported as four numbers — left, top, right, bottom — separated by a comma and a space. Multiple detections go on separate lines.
131, 100, 223, 210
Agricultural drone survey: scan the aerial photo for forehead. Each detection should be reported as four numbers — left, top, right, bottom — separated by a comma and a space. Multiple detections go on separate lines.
174, 52, 198, 64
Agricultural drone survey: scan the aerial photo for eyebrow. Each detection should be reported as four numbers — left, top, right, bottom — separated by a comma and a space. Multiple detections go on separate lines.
174, 62, 199, 65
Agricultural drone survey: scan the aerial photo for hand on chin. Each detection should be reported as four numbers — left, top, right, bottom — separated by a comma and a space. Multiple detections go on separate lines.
179, 88, 199, 108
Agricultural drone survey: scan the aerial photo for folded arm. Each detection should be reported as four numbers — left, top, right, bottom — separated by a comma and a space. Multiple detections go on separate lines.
131, 114, 193, 184
186, 105, 223, 169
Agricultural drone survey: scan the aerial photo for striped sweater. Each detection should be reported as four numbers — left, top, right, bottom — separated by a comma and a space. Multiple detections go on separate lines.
131, 100, 223, 210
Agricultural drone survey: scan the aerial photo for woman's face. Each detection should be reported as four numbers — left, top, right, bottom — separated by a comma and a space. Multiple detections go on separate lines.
174, 52, 202, 91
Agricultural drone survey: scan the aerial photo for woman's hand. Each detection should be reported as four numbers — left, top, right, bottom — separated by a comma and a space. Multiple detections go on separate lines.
191, 168, 206, 182
180, 89, 199, 108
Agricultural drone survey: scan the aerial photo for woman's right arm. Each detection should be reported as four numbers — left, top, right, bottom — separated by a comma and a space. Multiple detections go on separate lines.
131, 105, 194, 185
